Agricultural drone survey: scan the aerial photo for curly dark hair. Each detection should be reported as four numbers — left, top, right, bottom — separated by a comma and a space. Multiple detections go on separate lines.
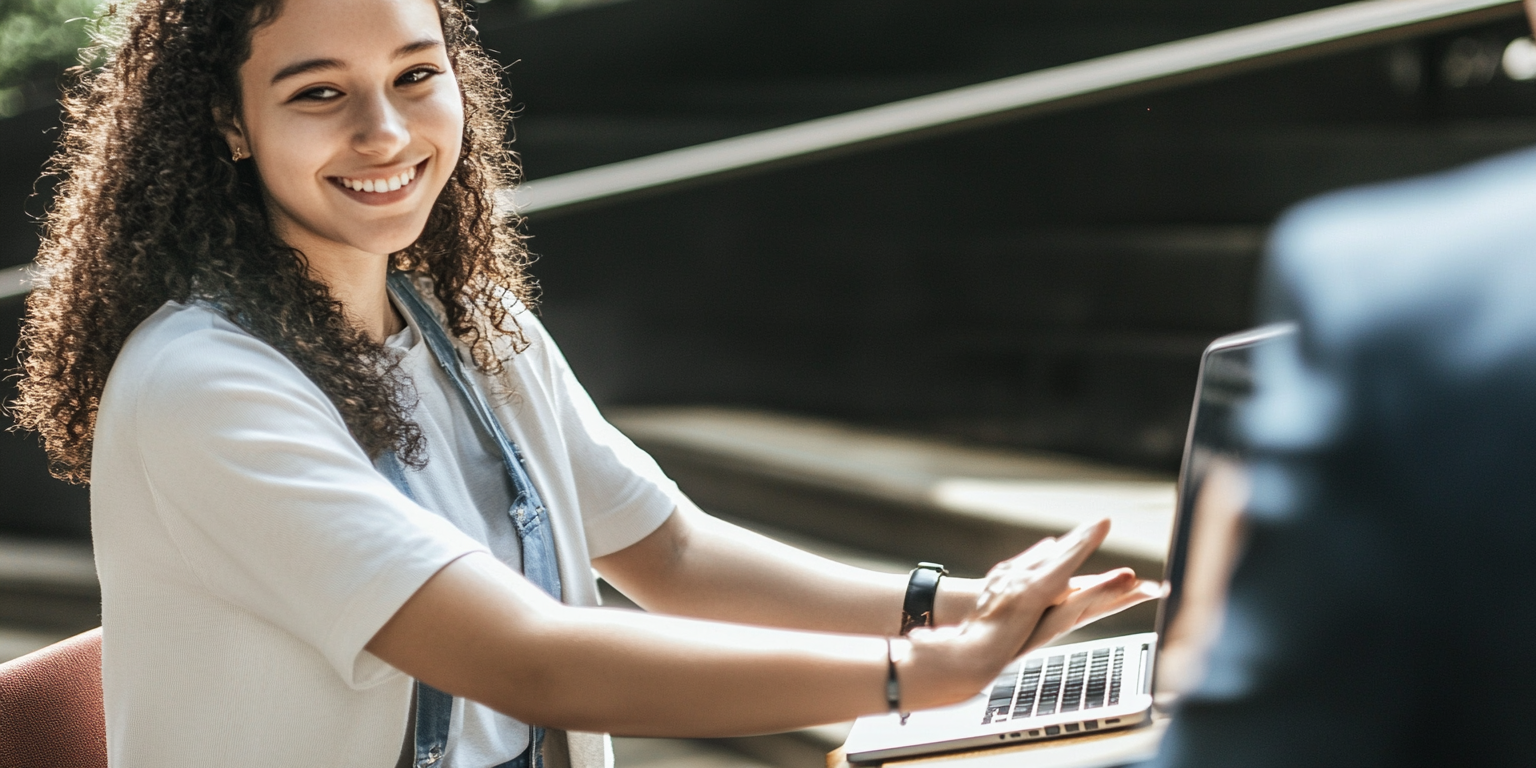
12, 0, 534, 484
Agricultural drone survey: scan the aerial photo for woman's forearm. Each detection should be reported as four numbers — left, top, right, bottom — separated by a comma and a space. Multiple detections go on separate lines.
593, 506, 984, 635
369, 552, 989, 735
371, 520, 1141, 736
512, 606, 892, 735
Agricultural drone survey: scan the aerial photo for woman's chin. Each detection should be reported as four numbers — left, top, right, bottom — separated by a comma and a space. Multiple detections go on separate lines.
271, 210, 429, 262
338, 231, 427, 259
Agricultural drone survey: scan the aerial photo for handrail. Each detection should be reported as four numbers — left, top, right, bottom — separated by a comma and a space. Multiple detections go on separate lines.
0, 262, 30, 301
508, 0, 1520, 215
0, 0, 1521, 300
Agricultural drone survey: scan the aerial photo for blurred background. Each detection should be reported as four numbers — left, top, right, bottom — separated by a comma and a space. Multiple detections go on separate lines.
4, 0, 1536, 764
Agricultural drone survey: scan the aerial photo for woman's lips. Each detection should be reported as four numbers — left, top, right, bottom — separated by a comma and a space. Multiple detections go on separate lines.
329, 160, 428, 206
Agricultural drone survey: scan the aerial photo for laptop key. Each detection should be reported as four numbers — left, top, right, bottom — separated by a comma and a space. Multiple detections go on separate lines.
1084, 647, 1111, 709
1059, 652, 1089, 713
982, 661, 1022, 723
1034, 655, 1067, 716
1010, 658, 1045, 720
1108, 647, 1125, 706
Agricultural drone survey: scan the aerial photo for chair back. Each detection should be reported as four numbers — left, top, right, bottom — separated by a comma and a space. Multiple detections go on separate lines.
0, 628, 107, 768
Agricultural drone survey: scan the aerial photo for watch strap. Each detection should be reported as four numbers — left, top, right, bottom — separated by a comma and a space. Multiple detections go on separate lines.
900, 562, 948, 635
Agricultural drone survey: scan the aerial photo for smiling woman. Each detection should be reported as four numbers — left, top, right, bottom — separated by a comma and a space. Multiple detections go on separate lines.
8, 2, 1157, 767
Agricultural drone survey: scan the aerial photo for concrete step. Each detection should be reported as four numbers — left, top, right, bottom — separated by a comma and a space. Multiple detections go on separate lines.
0, 535, 97, 594
612, 736, 781, 768
0, 535, 99, 646
610, 407, 1177, 582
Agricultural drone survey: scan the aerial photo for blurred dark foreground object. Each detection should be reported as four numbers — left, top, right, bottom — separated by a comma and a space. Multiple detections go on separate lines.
1152, 143, 1536, 766
0, 628, 105, 768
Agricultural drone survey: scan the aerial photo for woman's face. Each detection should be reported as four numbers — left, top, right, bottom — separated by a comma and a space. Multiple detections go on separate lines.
227, 0, 463, 259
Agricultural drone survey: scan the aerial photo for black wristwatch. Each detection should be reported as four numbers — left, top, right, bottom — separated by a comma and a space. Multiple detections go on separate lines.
900, 562, 948, 635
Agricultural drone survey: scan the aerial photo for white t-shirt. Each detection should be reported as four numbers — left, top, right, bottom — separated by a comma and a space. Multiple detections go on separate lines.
91, 288, 679, 768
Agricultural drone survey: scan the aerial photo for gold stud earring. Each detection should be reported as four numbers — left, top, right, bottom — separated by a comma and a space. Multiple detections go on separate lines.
231, 146, 247, 161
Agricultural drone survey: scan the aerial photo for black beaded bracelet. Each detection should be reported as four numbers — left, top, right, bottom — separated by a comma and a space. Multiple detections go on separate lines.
900, 562, 948, 635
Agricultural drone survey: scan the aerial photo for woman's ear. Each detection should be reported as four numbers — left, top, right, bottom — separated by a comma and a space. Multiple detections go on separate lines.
214, 106, 251, 162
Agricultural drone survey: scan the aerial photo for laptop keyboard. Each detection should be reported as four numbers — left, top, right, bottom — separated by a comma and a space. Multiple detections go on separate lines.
982, 645, 1128, 725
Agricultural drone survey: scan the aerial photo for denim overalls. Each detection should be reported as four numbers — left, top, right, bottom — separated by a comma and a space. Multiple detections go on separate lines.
376, 273, 563, 768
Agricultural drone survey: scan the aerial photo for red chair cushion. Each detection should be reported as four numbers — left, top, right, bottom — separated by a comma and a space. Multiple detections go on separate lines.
0, 627, 107, 768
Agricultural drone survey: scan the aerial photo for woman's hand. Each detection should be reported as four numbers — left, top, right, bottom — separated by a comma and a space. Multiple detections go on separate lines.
1019, 569, 1163, 654
895, 519, 1160, 711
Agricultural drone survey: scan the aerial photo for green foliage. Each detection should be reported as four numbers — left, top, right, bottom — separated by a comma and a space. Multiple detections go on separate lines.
0, 0, 622, 115
0, 0, 106, 107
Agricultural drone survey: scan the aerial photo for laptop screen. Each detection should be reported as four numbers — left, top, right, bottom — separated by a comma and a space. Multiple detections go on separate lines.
1151, 323, 1294, 706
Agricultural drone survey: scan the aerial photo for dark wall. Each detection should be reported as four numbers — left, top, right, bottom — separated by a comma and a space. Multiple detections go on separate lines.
2, 0, 1534, 536
0, 102, 88, 538
0, 293, 90, 538
516, 14, 1536, 470
0, 105, 59, 269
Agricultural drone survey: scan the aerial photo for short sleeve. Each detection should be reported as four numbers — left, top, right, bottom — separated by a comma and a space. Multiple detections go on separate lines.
131, 325, 487, 687
518, 312, 680, 557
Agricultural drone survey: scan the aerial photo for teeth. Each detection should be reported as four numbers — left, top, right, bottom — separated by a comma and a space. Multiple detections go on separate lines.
339, 165, 419, 194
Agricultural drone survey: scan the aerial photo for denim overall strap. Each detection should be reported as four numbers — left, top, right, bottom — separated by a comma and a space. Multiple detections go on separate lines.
377, 451, 534, 764
384, 273, 562, 768
375, 452, 457, 768
379, 455, 531, 768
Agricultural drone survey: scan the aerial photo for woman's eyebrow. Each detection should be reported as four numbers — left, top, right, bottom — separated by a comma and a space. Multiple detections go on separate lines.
269, 40, 442, 86
271, 58, 343, 85
394, 38, 443, 59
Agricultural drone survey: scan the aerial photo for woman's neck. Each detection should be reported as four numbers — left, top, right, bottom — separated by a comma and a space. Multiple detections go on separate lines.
286, 236, 405, 344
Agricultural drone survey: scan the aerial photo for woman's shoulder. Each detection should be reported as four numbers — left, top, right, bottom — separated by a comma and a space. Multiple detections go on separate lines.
109, 301, 310, 404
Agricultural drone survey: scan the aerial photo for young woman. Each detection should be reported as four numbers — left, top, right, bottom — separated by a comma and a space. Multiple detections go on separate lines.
13, 1, 1159, 766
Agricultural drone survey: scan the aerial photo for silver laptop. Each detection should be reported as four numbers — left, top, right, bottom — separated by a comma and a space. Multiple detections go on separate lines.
843, 323, 1294, 763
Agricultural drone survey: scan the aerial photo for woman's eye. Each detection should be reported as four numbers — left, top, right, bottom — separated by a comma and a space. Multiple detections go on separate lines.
397, 67, 440, 86
296, 86, 342, 102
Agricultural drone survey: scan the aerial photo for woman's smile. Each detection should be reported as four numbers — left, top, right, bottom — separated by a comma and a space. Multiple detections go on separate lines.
329, 158, 428, 206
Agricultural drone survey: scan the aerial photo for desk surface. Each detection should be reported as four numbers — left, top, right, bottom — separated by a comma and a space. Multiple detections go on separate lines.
827, 716, 1167, 768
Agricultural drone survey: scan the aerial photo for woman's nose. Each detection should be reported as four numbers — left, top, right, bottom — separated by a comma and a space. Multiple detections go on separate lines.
350, 91, 410, 158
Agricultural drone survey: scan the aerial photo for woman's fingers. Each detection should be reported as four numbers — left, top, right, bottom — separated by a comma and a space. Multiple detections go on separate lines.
1050, 519, 1112, 574
970, 520, 1114, 646
914, 520, 1129, 702
915, 521, 1161, 705
999, 520, 1109, 578
1068, 571, 1125, 591
1017, 575, 1162, 655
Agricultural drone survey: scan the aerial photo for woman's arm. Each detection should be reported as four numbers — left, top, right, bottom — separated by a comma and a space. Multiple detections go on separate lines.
591, 505, 1150, 638
367, 519, 1139, 736
592, 505, 975, 635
